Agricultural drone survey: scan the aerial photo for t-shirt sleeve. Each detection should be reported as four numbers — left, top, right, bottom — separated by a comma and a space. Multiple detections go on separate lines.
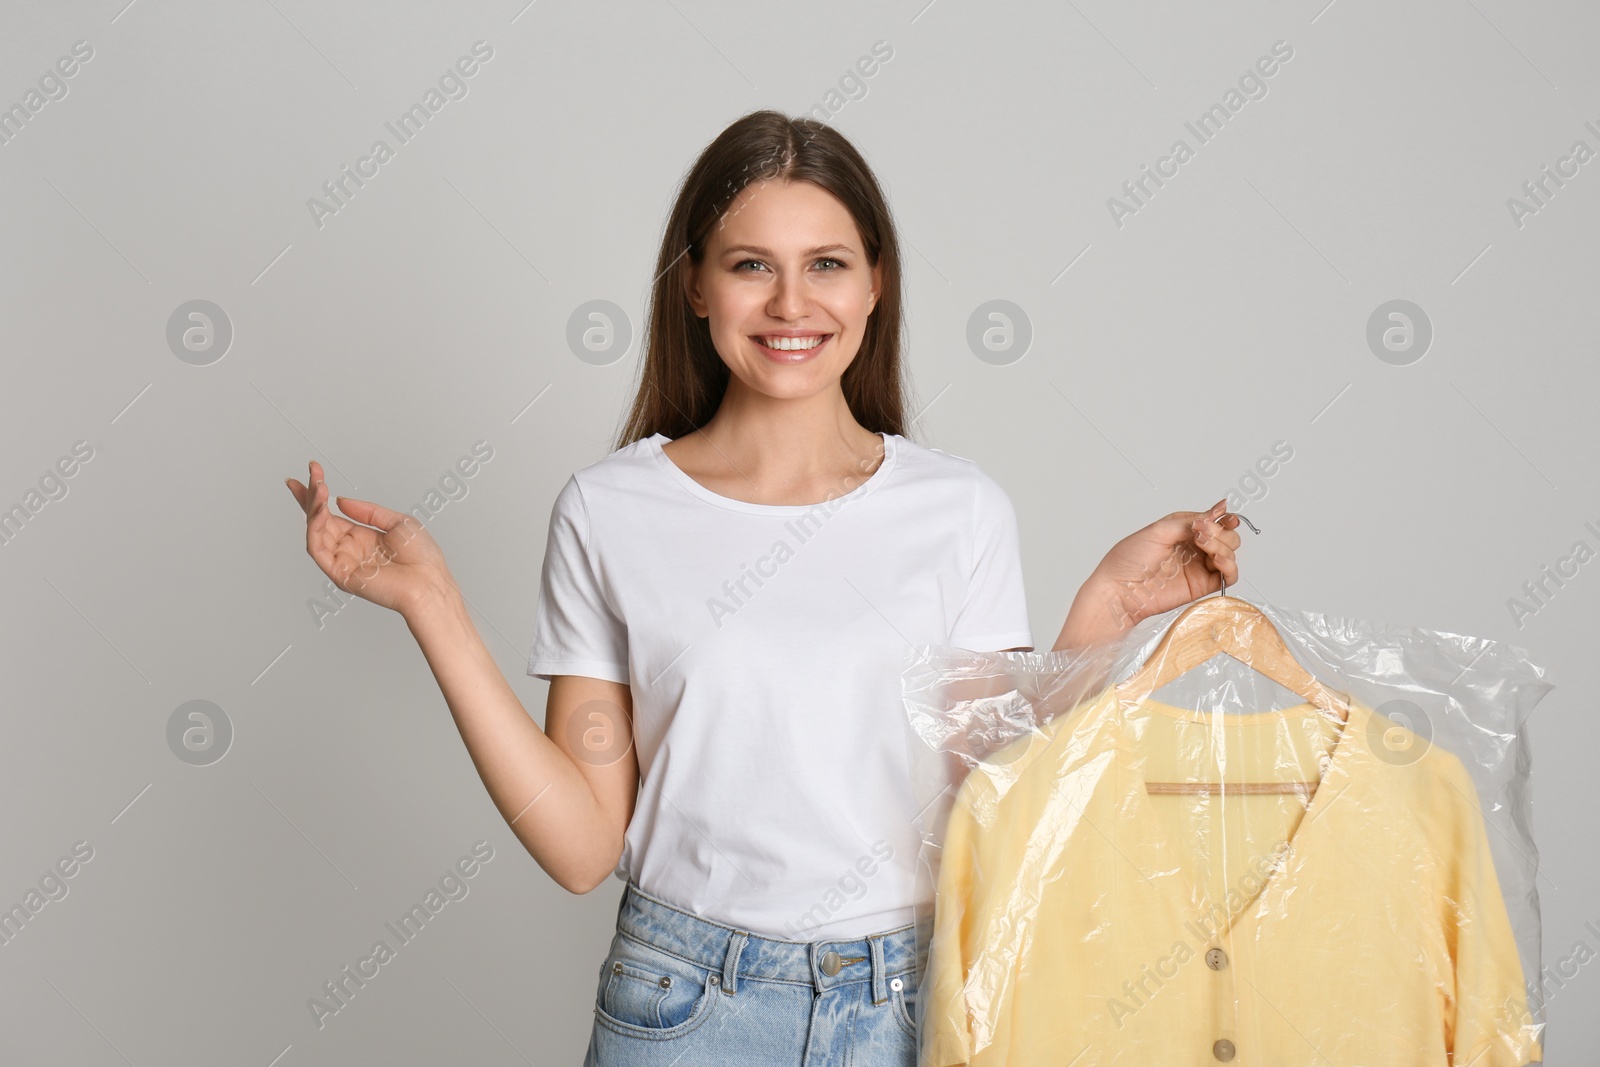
947, 466, 1033, 652
1440, 756, 1543, 1066
526, 475, 630, 685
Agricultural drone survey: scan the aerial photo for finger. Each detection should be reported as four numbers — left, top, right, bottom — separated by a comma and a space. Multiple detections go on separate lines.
1203, 547, 1235, 588
1192, 512, 1241, 549
335, 495, 411, 533
311, 468, 329, 518
1198, 500, 1240, 536
1199, 538, 1239, 585
1178, 502, 1225, 526
1164, 510, 1213, 547
306, 476, 335, 537
304, 462, 322, 515
1191, 517, 1225, 555
1188, 510, 1214, 535
287, 477, 319, 516
305, 490, 337, 571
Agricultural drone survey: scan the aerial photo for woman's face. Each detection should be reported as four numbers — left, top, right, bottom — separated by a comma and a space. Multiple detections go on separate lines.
685, 178, 882, 403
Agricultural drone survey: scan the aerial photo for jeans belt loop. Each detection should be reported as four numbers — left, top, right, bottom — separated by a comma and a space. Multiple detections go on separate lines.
721, 930, 748, 996
870, 933, 889, 1005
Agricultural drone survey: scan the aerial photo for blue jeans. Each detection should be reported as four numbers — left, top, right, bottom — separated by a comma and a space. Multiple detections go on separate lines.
585, 879, 928, 1066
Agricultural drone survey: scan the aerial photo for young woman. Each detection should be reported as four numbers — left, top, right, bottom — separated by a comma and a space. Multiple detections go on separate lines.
285, 110, 1242, 1066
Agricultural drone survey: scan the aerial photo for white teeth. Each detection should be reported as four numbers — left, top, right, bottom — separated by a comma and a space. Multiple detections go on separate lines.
758, 335, 826, 351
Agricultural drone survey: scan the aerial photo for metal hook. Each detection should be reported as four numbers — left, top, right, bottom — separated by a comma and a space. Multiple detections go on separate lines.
1216, 512, 1260, 600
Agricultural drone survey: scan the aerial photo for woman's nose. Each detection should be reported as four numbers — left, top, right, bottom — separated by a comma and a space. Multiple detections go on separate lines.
768, 273, 812, 319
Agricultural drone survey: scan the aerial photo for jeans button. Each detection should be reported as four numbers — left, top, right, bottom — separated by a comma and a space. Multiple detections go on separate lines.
820, 950, 842, 976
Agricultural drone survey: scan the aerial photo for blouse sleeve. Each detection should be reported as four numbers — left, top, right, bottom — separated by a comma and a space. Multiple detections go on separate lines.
947, 466, 1033, 652
1440, 755, 1543, 1066
924, 774, 981, 1067
526, 475, 630, 685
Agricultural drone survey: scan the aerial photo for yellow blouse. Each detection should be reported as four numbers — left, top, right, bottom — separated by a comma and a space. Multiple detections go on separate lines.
923, 684, 1541, 1066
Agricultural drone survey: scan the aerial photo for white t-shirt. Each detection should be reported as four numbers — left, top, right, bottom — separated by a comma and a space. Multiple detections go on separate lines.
527, 431, 1033, 940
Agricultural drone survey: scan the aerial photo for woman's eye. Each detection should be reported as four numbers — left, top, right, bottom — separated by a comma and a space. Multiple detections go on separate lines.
734, 258, 845, 273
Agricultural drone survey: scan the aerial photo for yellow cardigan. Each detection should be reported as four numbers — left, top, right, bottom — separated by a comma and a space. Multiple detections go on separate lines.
923, 685, 1541, 1066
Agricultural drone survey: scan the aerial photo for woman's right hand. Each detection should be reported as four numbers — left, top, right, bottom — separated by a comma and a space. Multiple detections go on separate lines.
285, 459, 452, 617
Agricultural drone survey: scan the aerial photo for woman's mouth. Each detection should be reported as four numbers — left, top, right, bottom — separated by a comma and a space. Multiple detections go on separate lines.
751, 333, 832, 363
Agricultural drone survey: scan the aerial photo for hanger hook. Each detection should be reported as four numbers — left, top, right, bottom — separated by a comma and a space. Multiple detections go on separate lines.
1216, 511, 1260, 600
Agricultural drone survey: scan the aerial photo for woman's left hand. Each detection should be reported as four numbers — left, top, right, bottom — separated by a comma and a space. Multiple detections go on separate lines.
1082, 498, 1244, 636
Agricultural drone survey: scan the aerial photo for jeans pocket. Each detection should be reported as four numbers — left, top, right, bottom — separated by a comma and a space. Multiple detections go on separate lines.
890, 974, 920, 1040
594, 934, 719, 1039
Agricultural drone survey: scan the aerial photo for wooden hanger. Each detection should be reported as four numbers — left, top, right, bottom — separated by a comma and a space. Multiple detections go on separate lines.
1114, 543, 1350, 797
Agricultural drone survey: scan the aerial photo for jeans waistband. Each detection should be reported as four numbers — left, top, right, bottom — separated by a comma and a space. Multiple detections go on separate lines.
616, 880, 929, 1004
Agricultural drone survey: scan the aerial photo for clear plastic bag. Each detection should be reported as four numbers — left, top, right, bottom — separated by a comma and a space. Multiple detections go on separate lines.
899, 593, 1550, 1066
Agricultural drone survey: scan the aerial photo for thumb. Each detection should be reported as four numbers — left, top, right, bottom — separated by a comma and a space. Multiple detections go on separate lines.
335, 495, 411, 532
1186, 498, 1230, 533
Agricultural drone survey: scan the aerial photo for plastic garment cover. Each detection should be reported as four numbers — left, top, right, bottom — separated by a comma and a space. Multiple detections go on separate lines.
900, 594, 1550, 1067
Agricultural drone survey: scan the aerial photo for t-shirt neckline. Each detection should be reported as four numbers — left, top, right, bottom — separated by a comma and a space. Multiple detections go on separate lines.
645, 431, 899, 515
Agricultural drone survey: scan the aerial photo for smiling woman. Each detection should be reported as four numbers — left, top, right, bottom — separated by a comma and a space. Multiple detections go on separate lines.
286, 107, 1246, 1067
667, 178, 886, 477
620, 114, 905, 452
545, 113, 975, 1067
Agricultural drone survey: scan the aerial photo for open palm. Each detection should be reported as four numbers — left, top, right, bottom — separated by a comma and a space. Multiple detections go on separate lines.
285, 460, 451, 616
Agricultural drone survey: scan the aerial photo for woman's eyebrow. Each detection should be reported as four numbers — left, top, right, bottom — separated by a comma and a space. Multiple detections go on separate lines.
719, 243, 855, 258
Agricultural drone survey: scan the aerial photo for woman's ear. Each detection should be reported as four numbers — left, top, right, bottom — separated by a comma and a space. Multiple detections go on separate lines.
683, 264, 706, 318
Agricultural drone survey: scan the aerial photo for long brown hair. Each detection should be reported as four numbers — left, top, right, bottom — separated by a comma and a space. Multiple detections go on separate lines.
613, 110, 912, 450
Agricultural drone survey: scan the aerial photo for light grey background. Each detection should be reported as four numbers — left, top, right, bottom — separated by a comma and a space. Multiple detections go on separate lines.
2, 0, 1595, 1063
